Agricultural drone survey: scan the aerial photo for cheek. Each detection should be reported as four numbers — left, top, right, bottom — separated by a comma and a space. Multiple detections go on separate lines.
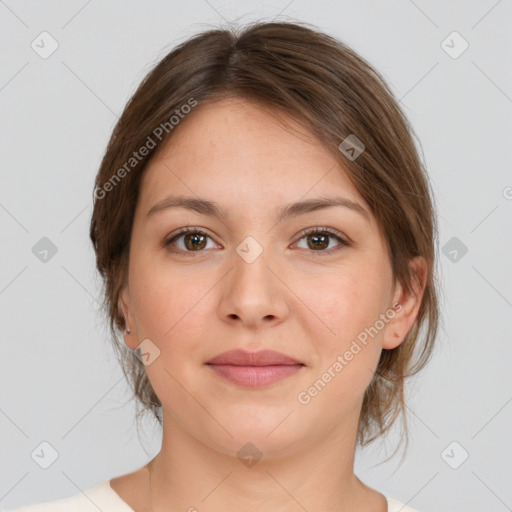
300, 264, 390, 378
129, 256, 215, 352
128, 264, 213, 404
300, 278, 386, 412
303, 268, 388, 338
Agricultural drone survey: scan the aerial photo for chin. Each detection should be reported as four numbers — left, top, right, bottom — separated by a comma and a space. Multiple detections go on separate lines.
202, 414, 307, 460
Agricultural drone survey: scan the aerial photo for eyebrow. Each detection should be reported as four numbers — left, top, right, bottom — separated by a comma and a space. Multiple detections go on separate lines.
147, 194, 370, 223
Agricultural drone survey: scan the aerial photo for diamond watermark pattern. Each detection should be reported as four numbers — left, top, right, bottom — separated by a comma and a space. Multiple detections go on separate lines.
441, 441, 469, 469
134, 338, 161, 366
32, 237, 58, 263
338, 134, 365, 161
441, 31, 469, 59
442, 236, 468, 263
236, 236, 263, 264
31, 441, 59, 469
237, 442, 262, 468
31, 31, 59, 59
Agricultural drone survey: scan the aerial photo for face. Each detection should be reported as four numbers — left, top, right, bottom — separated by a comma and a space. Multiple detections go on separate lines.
119, 97, 424, 458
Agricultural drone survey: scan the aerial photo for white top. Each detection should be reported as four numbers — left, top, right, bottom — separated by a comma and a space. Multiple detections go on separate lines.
3, 480, 422, 512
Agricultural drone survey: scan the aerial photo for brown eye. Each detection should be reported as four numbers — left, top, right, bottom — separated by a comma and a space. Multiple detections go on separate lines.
294, 227, 350, 254
182, 232, 207, 251
164, 227, 217, 254
163, 226, 350, 257
306, 232, 329, 250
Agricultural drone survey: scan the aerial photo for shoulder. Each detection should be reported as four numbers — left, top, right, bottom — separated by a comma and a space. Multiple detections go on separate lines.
2, 480, 129, 512
386, 496, 423, 512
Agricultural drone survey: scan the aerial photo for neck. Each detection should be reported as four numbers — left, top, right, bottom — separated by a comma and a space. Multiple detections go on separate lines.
144, 407, 384, 512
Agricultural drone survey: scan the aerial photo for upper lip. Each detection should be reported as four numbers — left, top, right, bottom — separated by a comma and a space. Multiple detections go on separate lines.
206, 349, 304, 366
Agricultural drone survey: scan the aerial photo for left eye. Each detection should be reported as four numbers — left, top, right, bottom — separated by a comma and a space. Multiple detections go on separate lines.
294, 227, 349, 254
163, 227, 350, 255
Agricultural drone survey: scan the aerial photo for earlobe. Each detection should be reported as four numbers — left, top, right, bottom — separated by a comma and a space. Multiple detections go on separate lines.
118, 285, 137, 349
382, 256, 428, 350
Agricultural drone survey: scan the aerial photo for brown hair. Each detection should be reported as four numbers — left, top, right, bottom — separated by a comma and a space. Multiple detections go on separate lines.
89, 20, 441, 459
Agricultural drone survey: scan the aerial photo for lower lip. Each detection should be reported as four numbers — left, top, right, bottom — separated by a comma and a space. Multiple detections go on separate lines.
206, 364, 304, 388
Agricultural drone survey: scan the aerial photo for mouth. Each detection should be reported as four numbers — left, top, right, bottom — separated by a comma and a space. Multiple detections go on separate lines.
206, 363, 304, 388
205, 349, 305, 388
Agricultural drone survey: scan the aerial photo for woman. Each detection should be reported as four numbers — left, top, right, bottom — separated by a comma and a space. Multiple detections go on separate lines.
9, 20, 439, 512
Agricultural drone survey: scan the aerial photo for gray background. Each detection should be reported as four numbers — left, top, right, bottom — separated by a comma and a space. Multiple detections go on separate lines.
1, 1, 511, 511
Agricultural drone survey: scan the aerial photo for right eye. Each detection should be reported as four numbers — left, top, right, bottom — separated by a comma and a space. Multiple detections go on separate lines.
163, 227, 220, 255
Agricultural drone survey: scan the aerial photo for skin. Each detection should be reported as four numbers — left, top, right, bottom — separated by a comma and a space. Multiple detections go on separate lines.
113, 96, 427, 512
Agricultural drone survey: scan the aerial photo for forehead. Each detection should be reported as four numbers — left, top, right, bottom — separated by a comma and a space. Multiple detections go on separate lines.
149, 97, 330, 171
138, 97, 370, 218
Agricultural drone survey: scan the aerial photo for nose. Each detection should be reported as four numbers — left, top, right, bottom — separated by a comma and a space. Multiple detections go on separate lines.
217, 244, 290, 331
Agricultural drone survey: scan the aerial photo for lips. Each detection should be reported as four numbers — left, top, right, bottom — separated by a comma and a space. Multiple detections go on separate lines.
205, 349, 305, 388
205, 349, 303, 366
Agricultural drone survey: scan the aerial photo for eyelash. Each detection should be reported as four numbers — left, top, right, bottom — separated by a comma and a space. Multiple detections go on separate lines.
163, 226, 351, 257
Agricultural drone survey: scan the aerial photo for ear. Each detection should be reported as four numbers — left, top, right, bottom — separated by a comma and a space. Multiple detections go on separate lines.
118, 284, 138, 350
382, 256, 428, 350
